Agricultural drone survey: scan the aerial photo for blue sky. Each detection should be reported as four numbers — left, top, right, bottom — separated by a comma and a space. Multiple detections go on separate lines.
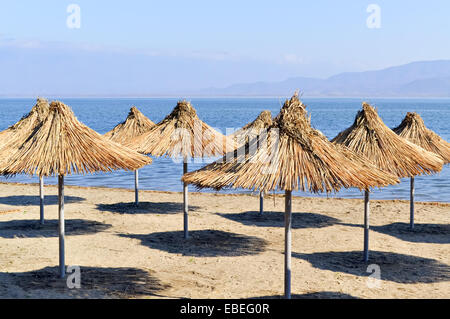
0, 1, 449, 95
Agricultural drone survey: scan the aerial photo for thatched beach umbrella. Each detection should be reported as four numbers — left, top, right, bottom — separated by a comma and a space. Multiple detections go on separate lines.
127, 100, 236, 239
0, 101, 151, 278
332, 103, 444, 261
393, 112, 450, 229
0, 98, 50, 224
230, 110, 273, 215
183, 94, 399, 298
104, 106, 155, 205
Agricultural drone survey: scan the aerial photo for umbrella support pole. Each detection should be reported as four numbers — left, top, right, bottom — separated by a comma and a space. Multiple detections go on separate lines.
410, 177, 415, 230
58, 175, 65, 278
134, 170, 139, 206
259, 191, 264, 215
284, 190, 292, 299
39, 176, 44, 225
183, 160, 189, 239
364, 190, 370, 263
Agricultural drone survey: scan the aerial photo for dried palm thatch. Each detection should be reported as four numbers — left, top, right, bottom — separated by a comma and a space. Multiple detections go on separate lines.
0, 101, 151, 177
0, 101, 153, 279
0, 98, 50, 150
0, 98, 50, 224
230, 110, 273, 146
183, 93, 400, 299
104, 106, 155, 145
332, 103, 444, 178
183, 95, 399, 193
126, 100, 236, 158
393, 112, 450, 164
229, 110, 273, 214
392, 112, 449, 230
332, 103, 444, 260
104, 106, 155, 206
125, 100, 237, 239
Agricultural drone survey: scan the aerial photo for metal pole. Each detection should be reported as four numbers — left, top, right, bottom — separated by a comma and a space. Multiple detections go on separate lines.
410, 177, 415, 230
183, 159, 189, 239
363, 190, 370, 263
284, 190, 292, 299
134, 169, 139, 206
259, 191, 264, 215
58, 175, 65, 278
39, 176, 44, 225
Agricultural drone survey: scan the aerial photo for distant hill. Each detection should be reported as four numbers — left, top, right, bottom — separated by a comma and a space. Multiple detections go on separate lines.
198, 60, 450, 97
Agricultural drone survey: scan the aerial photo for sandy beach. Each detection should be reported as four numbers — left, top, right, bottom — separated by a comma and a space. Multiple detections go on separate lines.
0, 181, 448, 299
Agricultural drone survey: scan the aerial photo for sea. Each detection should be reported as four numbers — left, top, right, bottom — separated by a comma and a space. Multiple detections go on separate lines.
0, 97, 448, 203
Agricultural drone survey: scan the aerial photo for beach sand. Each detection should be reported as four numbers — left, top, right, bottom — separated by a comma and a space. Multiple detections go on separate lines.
0, 181, 448, 299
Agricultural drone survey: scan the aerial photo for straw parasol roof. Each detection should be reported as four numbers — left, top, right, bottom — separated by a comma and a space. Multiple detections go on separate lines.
0, 101, 151, 177
393, 112, 450, 164
332, 103, 444, 178
104, 106, 155, 144
126, 100, 236, 158
230, 110, 273, 147
104, 106, 155, 205
183, 95, 399, 192
0, 98, 50, 150
0, 98, 51, 224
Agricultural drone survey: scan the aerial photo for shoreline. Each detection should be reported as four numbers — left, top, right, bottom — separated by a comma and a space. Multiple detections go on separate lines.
0, 181, 448, 207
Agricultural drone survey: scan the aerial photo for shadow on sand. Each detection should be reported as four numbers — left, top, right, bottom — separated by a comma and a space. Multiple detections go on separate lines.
371, 222, 450, 244
96, 201, 200, 215
0, 195, 85, 206
293, 250, 450, 284
0, 219, 112, 238
120, 230, 268, 257
251, 291, 359, 299
2, 266, 169, 298
218, 211, 340, 229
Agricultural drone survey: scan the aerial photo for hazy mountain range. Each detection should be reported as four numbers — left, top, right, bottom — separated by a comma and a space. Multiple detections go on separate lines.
1, 47, 449, 97
198, 60, 450, 97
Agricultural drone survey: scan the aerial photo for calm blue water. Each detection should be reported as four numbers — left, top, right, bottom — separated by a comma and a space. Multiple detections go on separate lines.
0, 98, 448, 202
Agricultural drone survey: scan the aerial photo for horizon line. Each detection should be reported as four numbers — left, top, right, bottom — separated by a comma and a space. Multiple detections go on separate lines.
1, 95, 450, 100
